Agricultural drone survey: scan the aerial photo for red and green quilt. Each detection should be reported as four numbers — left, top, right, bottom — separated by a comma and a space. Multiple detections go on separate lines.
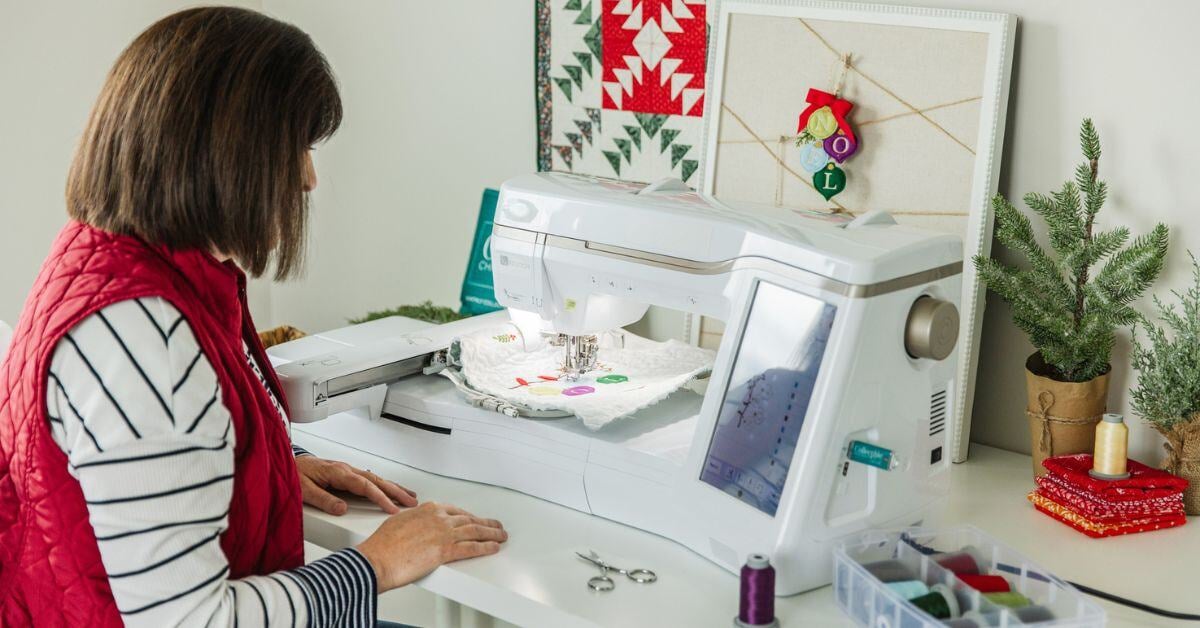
536, 0, 708, 184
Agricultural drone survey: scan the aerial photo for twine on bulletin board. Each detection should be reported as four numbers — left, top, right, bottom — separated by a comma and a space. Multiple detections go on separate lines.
721, 104, 851, 214
717, 19, 984, 216
831, 53, 850, 98
796, 18, 975, 155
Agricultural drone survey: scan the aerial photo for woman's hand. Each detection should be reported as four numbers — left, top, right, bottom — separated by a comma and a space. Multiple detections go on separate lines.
295, 455, 418, 515
357, 502, 507, 591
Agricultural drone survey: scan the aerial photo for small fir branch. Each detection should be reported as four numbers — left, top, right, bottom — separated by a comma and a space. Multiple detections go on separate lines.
1080, 118, 1101, 162
972, 119, 1169, 382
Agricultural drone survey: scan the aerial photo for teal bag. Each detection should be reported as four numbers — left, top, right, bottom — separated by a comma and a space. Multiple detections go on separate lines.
459, 188, 503, 316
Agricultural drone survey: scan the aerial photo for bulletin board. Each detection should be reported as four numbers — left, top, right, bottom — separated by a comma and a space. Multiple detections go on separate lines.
701, 1, 1016, 462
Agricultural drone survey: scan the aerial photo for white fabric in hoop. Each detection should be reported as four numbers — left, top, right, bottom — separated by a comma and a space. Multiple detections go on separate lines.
457, 327, 715, 430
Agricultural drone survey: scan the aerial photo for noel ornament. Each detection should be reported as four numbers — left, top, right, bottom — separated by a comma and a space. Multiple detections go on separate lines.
824, 131, 857, 163
796, 89, 856, 145
799, 142, 830, 173
814, 163, 846, 201
795, 86, 859, 201
806, 106, 840, 140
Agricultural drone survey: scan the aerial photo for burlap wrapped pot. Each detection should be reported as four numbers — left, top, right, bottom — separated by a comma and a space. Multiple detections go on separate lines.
1024, 353, 1109, 478
1158, 419, 1200, 515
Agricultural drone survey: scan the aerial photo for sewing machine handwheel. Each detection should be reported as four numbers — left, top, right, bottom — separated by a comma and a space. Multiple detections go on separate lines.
588, 575, 615, 592
628, 569, 657, 583
904, 296, 958, 361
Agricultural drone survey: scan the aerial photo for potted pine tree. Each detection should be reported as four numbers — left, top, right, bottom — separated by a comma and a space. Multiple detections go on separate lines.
1131, 253, 1200, 514
974, 119, 1169, 477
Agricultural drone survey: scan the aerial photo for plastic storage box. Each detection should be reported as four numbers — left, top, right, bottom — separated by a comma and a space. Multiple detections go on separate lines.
833, 526, 1105, 627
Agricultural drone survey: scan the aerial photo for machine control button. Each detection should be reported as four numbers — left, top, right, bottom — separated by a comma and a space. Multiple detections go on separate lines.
501, 200, 538, 223
320, 358, 341, 366
904, 296, 959, 361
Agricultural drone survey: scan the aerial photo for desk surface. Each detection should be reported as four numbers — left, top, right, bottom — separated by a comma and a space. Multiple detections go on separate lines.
294, 432, 1195, 627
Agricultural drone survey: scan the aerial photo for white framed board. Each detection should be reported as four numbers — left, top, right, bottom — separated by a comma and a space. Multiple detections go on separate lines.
698, 1, 1017, 462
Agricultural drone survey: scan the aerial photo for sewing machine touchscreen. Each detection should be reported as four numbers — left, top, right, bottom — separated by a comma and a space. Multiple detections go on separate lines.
700, 282, 837, 516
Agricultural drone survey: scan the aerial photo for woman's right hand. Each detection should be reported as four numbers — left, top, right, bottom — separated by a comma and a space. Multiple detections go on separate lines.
356, 501, 507, 591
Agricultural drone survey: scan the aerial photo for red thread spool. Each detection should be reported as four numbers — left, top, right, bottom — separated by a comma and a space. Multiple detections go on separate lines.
957, 574, 1010, 593
932, 547, 982, 575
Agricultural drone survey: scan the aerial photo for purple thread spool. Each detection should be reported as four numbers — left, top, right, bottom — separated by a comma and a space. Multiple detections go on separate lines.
735, 554, 780, 628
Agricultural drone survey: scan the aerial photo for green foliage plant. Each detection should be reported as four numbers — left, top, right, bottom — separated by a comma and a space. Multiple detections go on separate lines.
349, 301, 467, 325
973, 119, 1168, 383
1131, 253, 1200, 430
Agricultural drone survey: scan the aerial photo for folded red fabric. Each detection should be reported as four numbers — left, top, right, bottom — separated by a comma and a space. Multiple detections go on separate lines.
1036, 475, 1185, 521
1029, 491, 1187, 538
1040, 454, 1189, 500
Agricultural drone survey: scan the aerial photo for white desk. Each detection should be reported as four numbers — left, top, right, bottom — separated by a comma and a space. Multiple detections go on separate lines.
294, 433, 1196, 627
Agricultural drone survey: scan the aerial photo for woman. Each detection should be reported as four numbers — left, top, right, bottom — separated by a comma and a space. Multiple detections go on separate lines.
0, 7, 506, 627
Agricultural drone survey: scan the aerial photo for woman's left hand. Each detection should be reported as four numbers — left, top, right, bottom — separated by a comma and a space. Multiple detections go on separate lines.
296, 455, 418, 515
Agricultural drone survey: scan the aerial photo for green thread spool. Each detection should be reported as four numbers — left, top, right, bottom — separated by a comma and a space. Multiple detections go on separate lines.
883, 580, 928, 599
983, 591, 1032, 608
909, 583, 959, 619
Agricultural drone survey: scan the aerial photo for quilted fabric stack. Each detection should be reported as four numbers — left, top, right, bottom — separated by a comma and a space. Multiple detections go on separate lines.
1027, 453, 1189, 538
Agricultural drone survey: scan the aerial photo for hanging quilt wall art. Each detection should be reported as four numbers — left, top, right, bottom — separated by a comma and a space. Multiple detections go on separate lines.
536, 0, 709, 184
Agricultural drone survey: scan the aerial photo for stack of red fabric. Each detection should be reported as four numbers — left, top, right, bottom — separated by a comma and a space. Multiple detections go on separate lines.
1027, 454, 1189, 538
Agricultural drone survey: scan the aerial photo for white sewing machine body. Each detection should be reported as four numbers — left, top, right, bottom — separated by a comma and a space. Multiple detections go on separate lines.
274, 172, 963, 595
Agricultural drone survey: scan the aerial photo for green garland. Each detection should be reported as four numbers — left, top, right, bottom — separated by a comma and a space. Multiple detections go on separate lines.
349, 300, 467, 325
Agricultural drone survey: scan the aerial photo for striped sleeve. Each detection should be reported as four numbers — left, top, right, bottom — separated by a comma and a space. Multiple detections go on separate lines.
46, 297, 376, 627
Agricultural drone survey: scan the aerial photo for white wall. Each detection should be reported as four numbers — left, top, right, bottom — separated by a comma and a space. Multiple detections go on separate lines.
0, 0, 265, 325
259, 0, 536, 333
4, 0, 1200, 466
0, 0, 534, 332
911, 0, 1200, 464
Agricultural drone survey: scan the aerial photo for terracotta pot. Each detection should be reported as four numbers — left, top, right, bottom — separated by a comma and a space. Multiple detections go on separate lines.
1158, 421, 1200, 515
1024, 353, 1109, 478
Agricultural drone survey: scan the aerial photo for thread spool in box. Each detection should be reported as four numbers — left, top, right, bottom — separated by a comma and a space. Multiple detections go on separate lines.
734, 554, 779, 628
1012, 605, 1057, 623
908, 583, 960, 620
861, 559, 917, 583
884, 580, 929, 598
984, 591, 1033, 608
932, 546, 986, 575
957, 574, 1010, 593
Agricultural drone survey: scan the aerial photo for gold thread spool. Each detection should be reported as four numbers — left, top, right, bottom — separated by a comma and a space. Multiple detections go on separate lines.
1090, 413, 1130, 480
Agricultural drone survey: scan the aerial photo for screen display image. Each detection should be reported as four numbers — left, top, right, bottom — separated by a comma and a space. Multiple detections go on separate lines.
700, 282, 837, 516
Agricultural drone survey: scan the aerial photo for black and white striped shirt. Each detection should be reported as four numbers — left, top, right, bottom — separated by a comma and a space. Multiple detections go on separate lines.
46, 297, 376, 627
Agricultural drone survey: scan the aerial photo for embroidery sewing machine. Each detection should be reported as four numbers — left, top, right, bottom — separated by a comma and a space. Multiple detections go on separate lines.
272, 172, 963, 595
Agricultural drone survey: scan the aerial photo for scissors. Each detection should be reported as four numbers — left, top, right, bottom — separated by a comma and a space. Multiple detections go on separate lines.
576, 550, 657, 592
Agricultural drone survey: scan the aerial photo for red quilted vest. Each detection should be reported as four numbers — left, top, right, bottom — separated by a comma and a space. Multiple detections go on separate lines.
0, 222, 305, 626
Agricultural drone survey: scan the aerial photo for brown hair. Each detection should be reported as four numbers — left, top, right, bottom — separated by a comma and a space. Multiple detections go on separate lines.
66, 6, 341, 279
